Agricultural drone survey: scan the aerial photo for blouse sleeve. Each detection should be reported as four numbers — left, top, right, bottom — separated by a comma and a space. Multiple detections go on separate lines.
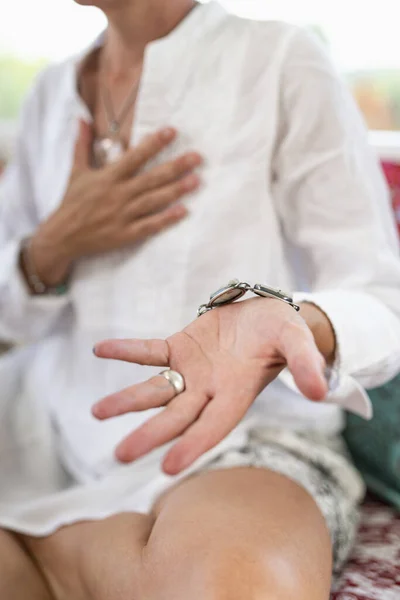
273, 29, 400, 418
0, 70, 71, 344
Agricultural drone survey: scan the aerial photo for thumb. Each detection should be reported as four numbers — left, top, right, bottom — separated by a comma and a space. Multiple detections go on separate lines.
72, 120, 92, 172
279, 322, 328, 402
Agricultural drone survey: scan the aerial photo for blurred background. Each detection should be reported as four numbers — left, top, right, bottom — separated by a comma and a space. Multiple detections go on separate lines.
1, 0, 400, 165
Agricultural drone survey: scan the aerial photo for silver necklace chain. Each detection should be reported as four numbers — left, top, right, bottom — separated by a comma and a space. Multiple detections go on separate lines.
101, 76, 140, 137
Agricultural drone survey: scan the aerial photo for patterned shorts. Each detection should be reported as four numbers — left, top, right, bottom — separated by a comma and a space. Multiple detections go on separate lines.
200, 427, 366, 575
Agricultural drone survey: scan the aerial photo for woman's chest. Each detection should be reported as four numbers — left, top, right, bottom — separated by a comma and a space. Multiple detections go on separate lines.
33, 44, 282, 221
31, 56, 288, 333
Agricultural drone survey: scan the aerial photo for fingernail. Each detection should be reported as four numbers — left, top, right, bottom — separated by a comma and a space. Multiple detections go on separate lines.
183, 174, 200, 190
160, 127, 176, 142
116, 446, 135, 464
185, 153, 202, 168
172, 203, 187, 217
163, 454, 183, 476
92, 346, 97, 356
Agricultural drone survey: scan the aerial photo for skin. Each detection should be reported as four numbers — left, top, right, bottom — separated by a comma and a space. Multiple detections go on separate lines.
3, 1, 338, 598
92, 298, 331, 475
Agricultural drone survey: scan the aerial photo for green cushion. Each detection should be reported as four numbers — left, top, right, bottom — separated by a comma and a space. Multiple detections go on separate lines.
344, 374, 400, 510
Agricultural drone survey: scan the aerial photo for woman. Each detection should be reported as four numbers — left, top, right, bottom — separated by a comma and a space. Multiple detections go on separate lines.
1, 0, 400, 598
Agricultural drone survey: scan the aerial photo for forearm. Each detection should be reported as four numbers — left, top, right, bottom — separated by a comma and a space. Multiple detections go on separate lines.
299, 302, 336, 365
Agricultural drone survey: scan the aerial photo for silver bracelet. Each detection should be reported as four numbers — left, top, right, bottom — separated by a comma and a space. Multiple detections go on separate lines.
20, 237, 68, 296
197, 279, 300, 317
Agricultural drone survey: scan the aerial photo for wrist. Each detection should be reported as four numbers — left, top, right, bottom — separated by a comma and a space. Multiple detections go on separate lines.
299, 302, 336, 365
27, 227, 73, 289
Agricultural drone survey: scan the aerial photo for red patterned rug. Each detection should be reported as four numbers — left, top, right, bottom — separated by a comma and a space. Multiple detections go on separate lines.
332, 498, 400, 599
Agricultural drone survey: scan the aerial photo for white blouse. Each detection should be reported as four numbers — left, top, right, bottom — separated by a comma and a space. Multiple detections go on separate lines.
1, 1, 400, 535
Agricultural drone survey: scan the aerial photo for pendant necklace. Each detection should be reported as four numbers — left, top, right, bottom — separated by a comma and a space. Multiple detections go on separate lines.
93, 74, 140, 168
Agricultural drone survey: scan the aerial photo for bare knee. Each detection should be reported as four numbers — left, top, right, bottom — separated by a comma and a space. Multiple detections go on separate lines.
142, 540, 331, 600
189, 544, 301, 600
141, 468, 333, 600
208, 548, 330, 600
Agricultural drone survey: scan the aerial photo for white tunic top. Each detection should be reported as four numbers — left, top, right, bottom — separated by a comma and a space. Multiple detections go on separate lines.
1, 2, 400, 535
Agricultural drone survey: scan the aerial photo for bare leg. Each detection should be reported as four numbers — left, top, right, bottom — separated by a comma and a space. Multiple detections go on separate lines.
22, 467, 333, 600
0, 528, 53, 599
145, 468, 333, 600
20, 512, 154, 600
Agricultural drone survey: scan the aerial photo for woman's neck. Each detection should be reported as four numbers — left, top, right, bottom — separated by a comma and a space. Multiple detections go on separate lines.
102, 0, 197, 75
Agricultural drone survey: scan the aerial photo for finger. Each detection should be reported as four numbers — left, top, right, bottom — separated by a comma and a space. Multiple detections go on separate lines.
126, 174, 200, 221
92, 375, 176, 420
72, 120, 93, 173
162, 389, 251, 475
127, 152, 203, 197
115, 391, 208, 463
278, 321, 328, 401
123, 203, 188, 243
93, 338, 169, 366
109, 127, 177, 180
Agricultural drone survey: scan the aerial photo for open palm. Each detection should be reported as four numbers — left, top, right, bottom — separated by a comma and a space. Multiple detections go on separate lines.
93, 297, 327, 475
